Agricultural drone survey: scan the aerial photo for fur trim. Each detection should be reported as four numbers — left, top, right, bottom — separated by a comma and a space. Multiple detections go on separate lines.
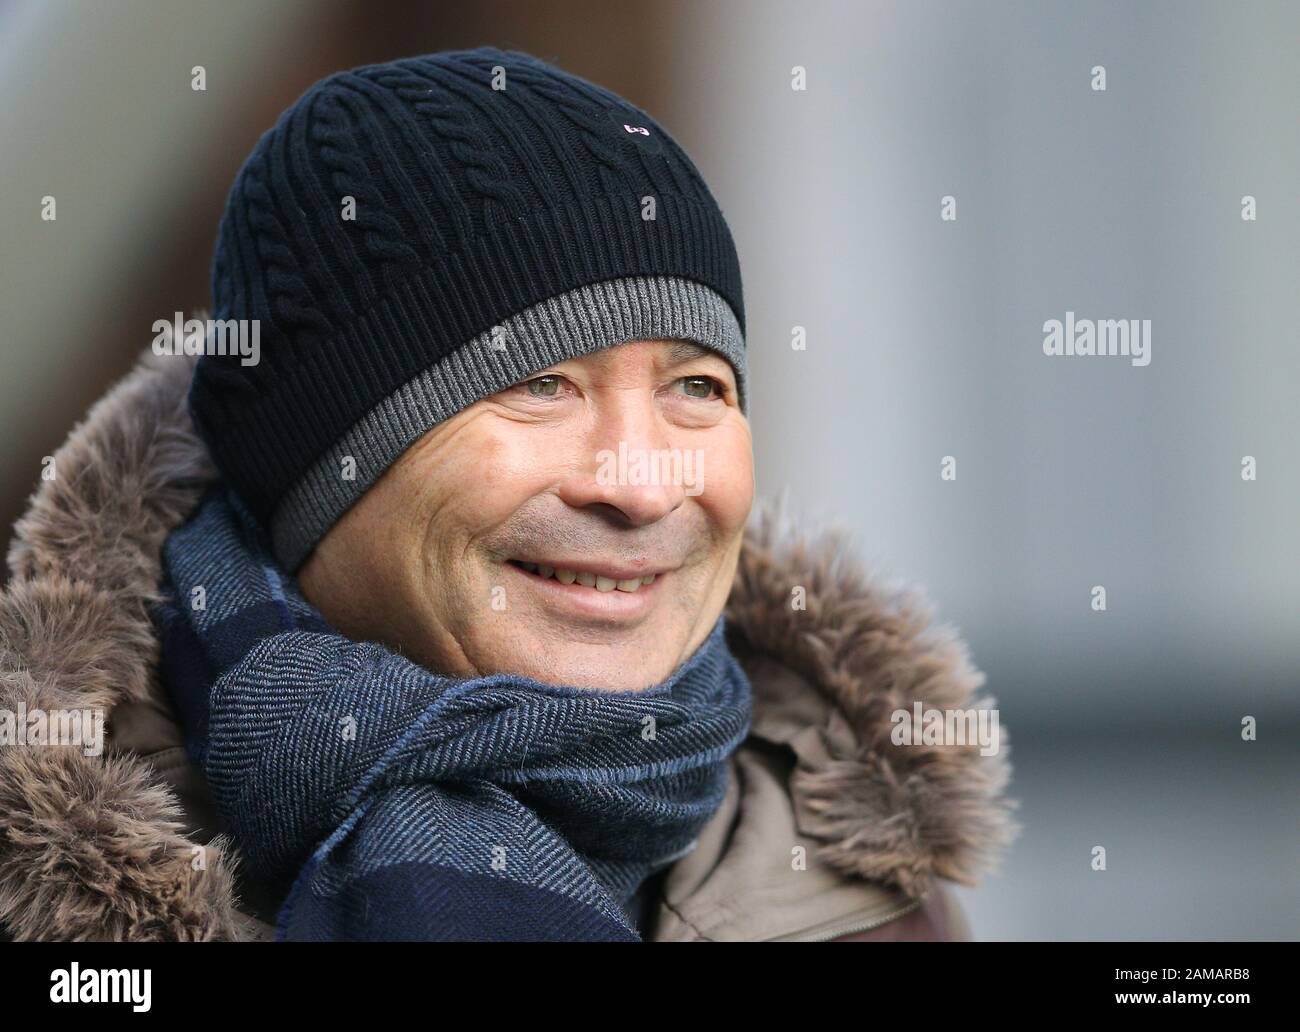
0, 731, 241, 941
0, 349, 241, 940
725, 500, 1020, 897
0, 345, 1017, 939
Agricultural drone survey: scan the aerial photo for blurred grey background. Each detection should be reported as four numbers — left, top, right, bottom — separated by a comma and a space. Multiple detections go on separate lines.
1, 0, 1295, 939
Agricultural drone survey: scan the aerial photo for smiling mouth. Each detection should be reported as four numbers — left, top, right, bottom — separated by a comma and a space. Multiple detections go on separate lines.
507, 560, 659, 593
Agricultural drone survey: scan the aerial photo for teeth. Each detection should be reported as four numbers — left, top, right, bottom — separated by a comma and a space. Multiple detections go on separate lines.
514, 562, 659, 593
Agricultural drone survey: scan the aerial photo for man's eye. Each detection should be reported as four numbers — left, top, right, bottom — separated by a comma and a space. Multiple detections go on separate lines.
675, 376, 722, 400
524, 375, 562, 397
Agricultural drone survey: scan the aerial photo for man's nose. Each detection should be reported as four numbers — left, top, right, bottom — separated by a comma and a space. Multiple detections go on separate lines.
556, 397, 687, 527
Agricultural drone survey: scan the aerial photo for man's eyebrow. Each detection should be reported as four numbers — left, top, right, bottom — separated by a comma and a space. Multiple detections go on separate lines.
665, 340, 718, 365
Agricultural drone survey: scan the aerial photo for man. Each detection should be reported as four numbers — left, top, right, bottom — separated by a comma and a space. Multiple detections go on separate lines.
0, 47, 1016, 940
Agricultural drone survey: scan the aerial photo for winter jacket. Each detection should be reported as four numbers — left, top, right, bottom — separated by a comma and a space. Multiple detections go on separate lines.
0, 348, 1018, 941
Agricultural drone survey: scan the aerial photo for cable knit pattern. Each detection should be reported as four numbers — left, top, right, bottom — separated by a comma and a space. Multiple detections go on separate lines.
504, 62, 628, 180
310, 90, 423, 284
191, 46, 745, 568
365, 63, 530, 235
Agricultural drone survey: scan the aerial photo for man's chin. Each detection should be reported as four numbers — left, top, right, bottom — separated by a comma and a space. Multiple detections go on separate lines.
490, 639, 682, 691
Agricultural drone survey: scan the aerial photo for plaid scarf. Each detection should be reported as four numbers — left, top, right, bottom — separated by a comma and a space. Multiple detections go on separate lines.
154, 487, 752, 941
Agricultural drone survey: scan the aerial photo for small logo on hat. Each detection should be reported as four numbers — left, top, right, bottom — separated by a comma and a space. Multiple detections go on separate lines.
605, 107, 662, 153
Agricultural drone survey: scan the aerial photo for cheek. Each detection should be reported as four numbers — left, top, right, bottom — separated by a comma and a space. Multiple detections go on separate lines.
408, 418, 561, 546
696, 421, 754, 536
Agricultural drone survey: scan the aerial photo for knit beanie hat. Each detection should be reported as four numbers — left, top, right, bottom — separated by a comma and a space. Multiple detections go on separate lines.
190, 46, 746, 572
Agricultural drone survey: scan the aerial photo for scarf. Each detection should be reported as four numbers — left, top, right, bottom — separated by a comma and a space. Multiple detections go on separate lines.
154, 486, 752, 941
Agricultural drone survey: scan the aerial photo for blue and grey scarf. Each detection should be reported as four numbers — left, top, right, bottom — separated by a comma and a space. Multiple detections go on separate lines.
154, 486, 752, 941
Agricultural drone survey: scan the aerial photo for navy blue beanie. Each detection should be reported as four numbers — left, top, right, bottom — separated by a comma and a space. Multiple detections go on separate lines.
190, 46, 746, 571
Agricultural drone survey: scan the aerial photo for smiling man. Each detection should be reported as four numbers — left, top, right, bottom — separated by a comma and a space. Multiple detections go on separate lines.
0, 47, 1016, 942
297, 337, 752, 690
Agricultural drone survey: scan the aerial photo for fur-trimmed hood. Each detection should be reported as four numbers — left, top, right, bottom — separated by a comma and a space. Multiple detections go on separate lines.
0, 348, 1017, 941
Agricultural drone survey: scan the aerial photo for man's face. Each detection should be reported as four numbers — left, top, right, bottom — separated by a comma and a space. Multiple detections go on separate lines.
297, 339, 753, 690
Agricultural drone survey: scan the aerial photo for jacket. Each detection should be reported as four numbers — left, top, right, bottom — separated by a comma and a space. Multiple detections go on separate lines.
0, 347, 1018, 941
